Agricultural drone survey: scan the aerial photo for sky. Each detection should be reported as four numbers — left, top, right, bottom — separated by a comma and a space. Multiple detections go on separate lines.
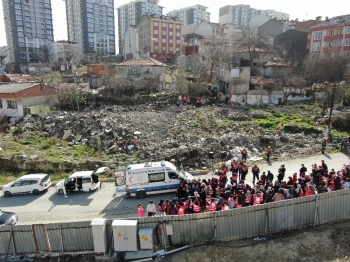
0, 0, 344, 53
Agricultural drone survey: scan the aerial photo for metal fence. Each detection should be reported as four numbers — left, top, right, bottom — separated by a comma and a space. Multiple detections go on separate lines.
1, 189, 350, 256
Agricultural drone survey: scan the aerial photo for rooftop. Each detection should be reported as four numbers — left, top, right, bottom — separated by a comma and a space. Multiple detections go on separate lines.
311, 14, 350, 29
116, 57, 167, 67
0, 83, 39, 94
2, 74, 40, 83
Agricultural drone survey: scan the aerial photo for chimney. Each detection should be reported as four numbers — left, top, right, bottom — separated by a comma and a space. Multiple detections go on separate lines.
325, 16, 329, 21
316, 16, 321, 21
135, 28, 140, 59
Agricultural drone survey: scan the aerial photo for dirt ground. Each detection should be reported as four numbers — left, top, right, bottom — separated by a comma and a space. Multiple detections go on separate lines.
13, 219, 350, 262
158, 219, 350, 262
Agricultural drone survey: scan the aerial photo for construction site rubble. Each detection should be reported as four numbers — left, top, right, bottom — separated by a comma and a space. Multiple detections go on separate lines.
8, 104, 336, 169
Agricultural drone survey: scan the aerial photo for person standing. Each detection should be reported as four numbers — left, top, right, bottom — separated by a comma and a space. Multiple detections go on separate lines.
299, 164, 307, 176
146, 200, 156, 217
241, 147, 248, 162
137, 204, 144, 217
266, 146, 271, 162
182, 96, 187, 106
321, 137, 327, 154
241, 163, 248, 181
158, 199, 166, 216
251, 163, 260, 184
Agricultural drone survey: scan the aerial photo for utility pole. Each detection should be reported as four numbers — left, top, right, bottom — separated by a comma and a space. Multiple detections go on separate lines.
327, 83, 336, 141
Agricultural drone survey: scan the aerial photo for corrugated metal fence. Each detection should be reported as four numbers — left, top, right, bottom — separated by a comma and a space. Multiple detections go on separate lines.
1, 189, 350, 255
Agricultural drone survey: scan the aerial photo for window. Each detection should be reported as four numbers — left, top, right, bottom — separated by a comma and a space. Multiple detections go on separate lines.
153, 53, 157, 58
314, 31, 322, 40
144, 68, 152, 74
0, 100, 2, 108
148, 172, 165, 182
169, 39, 173, 43
329, 29, 334, 36
176, 47, 180, 51
176, 24, 180, 29
312, 42, 321, 52
162, 46, 166, 50
176, 40, 180, 44
154, 29, 158, 34
176, 32, 180, 36
347, 27, 350, 34
168, 172, 178, 179
154, 38, 158, 42
162, 39, 166, 43
345, 39, 350, 46
169, 31, 173, 36
117, 68, 124, 74
162, 22, 166, 27
334, 39, 342, 46
162, 31, 166, 35
7, 101, 18, 109
169, 47, 173, 51
154, 21, 158, 26
169, 23, 173, 28
328, 41, 332, 47
154, 45, 158, 50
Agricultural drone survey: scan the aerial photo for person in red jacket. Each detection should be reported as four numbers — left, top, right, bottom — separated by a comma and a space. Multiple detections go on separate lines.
177, 202, 186, 216
208, 198, 217, 212
266, 146, 271, 162
158, 199, 166, 216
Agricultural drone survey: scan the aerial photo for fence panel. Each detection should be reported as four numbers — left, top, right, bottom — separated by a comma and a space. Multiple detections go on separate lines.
13, 225, 36, 254
2, 190, 350, 255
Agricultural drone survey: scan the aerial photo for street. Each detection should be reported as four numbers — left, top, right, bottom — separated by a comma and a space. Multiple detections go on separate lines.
1, 152, 349, 225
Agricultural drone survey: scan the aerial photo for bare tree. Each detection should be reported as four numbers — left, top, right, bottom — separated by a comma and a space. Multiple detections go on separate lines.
238, 24, 269, 76
191, 38, 227, 83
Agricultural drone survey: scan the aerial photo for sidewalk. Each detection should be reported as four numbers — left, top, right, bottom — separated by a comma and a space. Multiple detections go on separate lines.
192, 152, 350, 185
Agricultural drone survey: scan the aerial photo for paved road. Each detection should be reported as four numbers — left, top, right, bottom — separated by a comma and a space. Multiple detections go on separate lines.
1, 152, 349, 225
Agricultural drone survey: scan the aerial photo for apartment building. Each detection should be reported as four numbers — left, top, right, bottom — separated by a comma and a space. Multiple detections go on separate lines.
118, 0, 163, 56
219, 4, 260, 25
48, 40, 82, 65
166, 5, 210, 26
64, 0, 115, 56
310, 15, 350, 58
137, 14, 183, 64
259, 9, 289, 21
2, 0, 54, 64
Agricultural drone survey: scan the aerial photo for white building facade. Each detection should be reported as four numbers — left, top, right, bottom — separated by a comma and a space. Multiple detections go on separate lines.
167, 5, 210, 26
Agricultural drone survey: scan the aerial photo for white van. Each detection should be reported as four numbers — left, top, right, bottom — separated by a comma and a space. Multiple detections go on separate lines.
115, 161, 193, 199
2, 174, 51, 197
55, 167, 109, 195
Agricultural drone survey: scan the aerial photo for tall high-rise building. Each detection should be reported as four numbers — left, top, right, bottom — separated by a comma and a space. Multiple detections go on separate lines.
2, 0, 54, 64
64, 0, 115, 56
117, 0, 163, 56
167, 5, 210, 26
219, 4, 260, 25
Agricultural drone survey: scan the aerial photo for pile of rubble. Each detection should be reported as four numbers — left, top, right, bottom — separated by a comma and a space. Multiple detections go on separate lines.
9, 104, 333, 169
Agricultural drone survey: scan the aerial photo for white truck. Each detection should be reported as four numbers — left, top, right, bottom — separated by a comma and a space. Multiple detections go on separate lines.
115, 161, 193, 199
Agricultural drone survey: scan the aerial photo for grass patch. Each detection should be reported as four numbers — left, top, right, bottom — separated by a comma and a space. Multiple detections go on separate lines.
217, 118, 233, 129
255, 113, 322, 134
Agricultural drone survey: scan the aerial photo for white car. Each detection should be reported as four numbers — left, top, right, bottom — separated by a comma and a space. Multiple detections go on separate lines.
2, 174, 51, 197
55, 167, 109, 195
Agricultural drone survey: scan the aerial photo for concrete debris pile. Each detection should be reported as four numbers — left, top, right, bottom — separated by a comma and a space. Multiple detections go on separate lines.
10, 105, 332, 169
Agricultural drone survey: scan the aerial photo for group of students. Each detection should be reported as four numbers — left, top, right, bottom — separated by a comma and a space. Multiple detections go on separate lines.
136, 158, 350, 217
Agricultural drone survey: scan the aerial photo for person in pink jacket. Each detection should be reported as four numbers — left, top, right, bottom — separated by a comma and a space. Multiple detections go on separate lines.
137, 204, 144, 217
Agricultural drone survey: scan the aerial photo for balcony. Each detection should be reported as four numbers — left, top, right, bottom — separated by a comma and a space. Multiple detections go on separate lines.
324, 34, 343, 41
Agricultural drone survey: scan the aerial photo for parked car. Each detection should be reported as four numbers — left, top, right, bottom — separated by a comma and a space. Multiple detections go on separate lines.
2, 174, 51, 197
55, 167, 110, 195
0, 210, 18, 226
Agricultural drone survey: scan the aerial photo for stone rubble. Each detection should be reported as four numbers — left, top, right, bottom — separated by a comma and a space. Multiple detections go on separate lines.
9, 104, 337, 169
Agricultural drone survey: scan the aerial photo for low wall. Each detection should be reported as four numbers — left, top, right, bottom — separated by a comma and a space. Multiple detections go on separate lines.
1, 189, 350, 255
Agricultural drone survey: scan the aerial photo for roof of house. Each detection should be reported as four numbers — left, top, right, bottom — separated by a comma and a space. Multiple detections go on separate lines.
264, 61, 291, 67
311, 14, 350, 29
0, 83, 39, 93
116, 57, 167, 67
52, 82, 89, 90
3, 74, 40, 83
250, 76, 276, 86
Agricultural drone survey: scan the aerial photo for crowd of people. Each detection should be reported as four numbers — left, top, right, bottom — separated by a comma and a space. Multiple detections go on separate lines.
137, 156, 350, 217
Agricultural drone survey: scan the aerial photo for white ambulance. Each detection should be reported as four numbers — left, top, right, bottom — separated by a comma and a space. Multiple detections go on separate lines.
115, 161, 193, 199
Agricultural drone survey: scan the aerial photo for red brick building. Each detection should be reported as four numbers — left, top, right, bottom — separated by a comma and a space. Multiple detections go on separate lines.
310, 14, 350, 58
137, 14, 183, 64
